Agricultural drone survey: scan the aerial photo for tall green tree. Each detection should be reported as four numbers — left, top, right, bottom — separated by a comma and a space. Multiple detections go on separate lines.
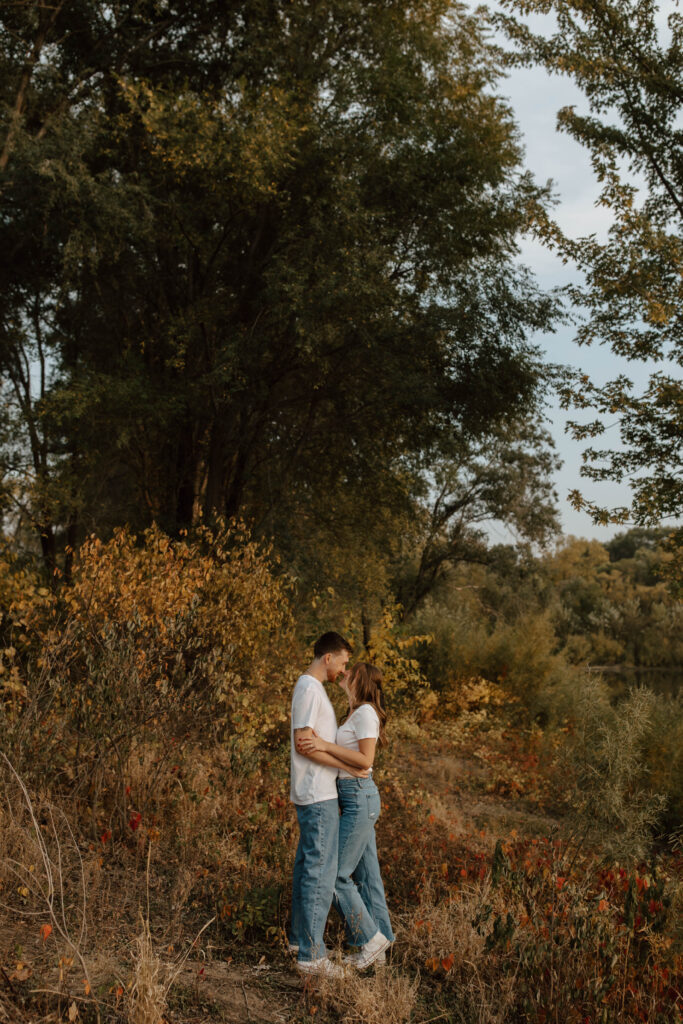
1, 0, 557, 577
497, 0, 683, 545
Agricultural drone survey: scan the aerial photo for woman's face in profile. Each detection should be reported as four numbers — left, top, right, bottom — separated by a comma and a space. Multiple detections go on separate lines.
339, 668, 353, 697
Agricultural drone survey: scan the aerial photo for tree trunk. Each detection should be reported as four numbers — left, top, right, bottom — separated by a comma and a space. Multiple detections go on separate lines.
204, 419, 227, 518
63, 513, 78, 585
38, 522, 57, 588
0, 1, 65, 173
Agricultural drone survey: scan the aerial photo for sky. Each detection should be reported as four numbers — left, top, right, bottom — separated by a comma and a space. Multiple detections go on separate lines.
491, 2, 678, 542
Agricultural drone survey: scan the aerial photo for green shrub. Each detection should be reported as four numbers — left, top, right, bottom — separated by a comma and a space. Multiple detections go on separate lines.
540, 672, 675, 853
640, 692, 683, 832
413, 597, 564, 710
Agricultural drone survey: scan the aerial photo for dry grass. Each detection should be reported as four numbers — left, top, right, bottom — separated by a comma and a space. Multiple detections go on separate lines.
403, 881, 489, 971
0, 756, 94, 999
128, 915, 167, 1024
314, 961, 419, 1024
399, 880, 521, 1024
0, 719, 679, 1024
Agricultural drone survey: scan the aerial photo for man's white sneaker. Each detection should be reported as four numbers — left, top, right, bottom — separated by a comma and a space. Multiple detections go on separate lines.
296, 956, 346, 979
344, 931, 391, 970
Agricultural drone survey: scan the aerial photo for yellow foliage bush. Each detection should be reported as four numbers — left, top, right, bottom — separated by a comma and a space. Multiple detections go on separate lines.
0, 521, 300, 831
341, 601, 435, 720
0, 554, 51, 703
57, 522, 294, 723
45, 521, 298, 743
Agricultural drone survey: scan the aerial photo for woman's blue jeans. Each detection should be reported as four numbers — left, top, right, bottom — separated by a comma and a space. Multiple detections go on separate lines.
334, 777, 394, 946
290, 798, 339, 963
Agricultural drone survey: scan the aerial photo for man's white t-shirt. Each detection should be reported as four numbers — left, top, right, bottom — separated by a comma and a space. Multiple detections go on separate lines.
336, 704, 380, 780
290, 673, 339, 805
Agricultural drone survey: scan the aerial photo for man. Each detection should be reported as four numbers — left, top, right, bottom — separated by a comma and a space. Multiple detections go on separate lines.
289, 630, 360, 977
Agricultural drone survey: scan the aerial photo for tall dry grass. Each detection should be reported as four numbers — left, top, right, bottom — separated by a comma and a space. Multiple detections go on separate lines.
400, 880, 519, 1024
128, 916, 166, 1024
314, 961, 419, 1024
0, 523, 680, 1023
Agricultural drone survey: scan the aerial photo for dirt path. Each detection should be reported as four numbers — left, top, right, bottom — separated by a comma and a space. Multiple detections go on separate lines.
392, 743, 561, 843
0, 933, 304, 1024
169, 958, 301, 1023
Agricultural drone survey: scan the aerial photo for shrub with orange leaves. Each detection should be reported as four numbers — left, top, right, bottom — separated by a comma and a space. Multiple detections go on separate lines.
49, 519, 297, 741
1, 519, 299, 832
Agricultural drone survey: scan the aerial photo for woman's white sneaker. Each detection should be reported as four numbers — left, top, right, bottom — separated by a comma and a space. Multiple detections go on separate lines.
344, 931, 391, 970
296, 956, 345, 978
343, 948, 387, 966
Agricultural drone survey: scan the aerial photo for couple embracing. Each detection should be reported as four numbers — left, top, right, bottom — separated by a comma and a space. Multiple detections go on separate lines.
289, 631, 394, 977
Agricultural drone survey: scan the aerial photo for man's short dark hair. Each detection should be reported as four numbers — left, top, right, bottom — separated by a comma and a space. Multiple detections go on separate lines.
313, 631, 353, 659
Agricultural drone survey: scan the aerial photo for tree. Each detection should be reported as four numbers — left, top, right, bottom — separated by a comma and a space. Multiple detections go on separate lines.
606, 526, 670, 565
394, 417, 560, 616
545, 533, 683, 670
497, 0, 683, 547
1, 0, 558, 579
274, 412, 560, 632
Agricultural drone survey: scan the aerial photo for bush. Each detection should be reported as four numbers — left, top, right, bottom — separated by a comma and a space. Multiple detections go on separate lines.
0, 520, 299, 834
538, 670, 680, 851
638, 692, 683, 833
413, 596, 564, 711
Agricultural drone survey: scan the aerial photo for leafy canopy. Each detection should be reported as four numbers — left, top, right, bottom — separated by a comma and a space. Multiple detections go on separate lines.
496, 0, 683, 544
1, 1, 558, 594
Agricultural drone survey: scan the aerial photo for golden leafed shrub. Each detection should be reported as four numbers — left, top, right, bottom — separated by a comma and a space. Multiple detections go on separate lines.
0, 520, 299, 828
40, 519, 298, 738
0, 554, 51, 704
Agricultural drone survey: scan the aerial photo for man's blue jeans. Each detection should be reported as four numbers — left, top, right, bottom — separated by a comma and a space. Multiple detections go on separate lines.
290, 798, 339, 962
334, 777, 394, 946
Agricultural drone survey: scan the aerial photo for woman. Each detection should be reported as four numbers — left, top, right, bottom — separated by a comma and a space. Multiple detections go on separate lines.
297, 662, 394, 969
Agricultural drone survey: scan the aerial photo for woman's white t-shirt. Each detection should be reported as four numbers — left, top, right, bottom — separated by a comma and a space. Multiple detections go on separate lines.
336, 704, 380, 779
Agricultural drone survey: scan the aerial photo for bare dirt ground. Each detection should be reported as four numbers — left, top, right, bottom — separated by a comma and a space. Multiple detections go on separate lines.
165, 958, 302, 1023
0, 929, 304, 1024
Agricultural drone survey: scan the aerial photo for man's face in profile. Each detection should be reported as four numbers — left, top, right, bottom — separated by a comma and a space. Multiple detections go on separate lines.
325, 648, 350, 683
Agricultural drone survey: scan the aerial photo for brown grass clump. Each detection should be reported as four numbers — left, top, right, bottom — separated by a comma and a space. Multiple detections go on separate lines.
403, 880, 488, 973
400, 881, 518, 1024
0, 756, 95, 998
128, 915, 166, 1024
314, 962, 419, 1024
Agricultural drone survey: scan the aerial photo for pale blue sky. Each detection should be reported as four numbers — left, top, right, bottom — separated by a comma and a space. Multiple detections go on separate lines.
493, 3, 678, 542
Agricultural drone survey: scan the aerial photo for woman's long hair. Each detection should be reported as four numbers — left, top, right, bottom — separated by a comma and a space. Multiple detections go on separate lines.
346, 662, 387, 747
